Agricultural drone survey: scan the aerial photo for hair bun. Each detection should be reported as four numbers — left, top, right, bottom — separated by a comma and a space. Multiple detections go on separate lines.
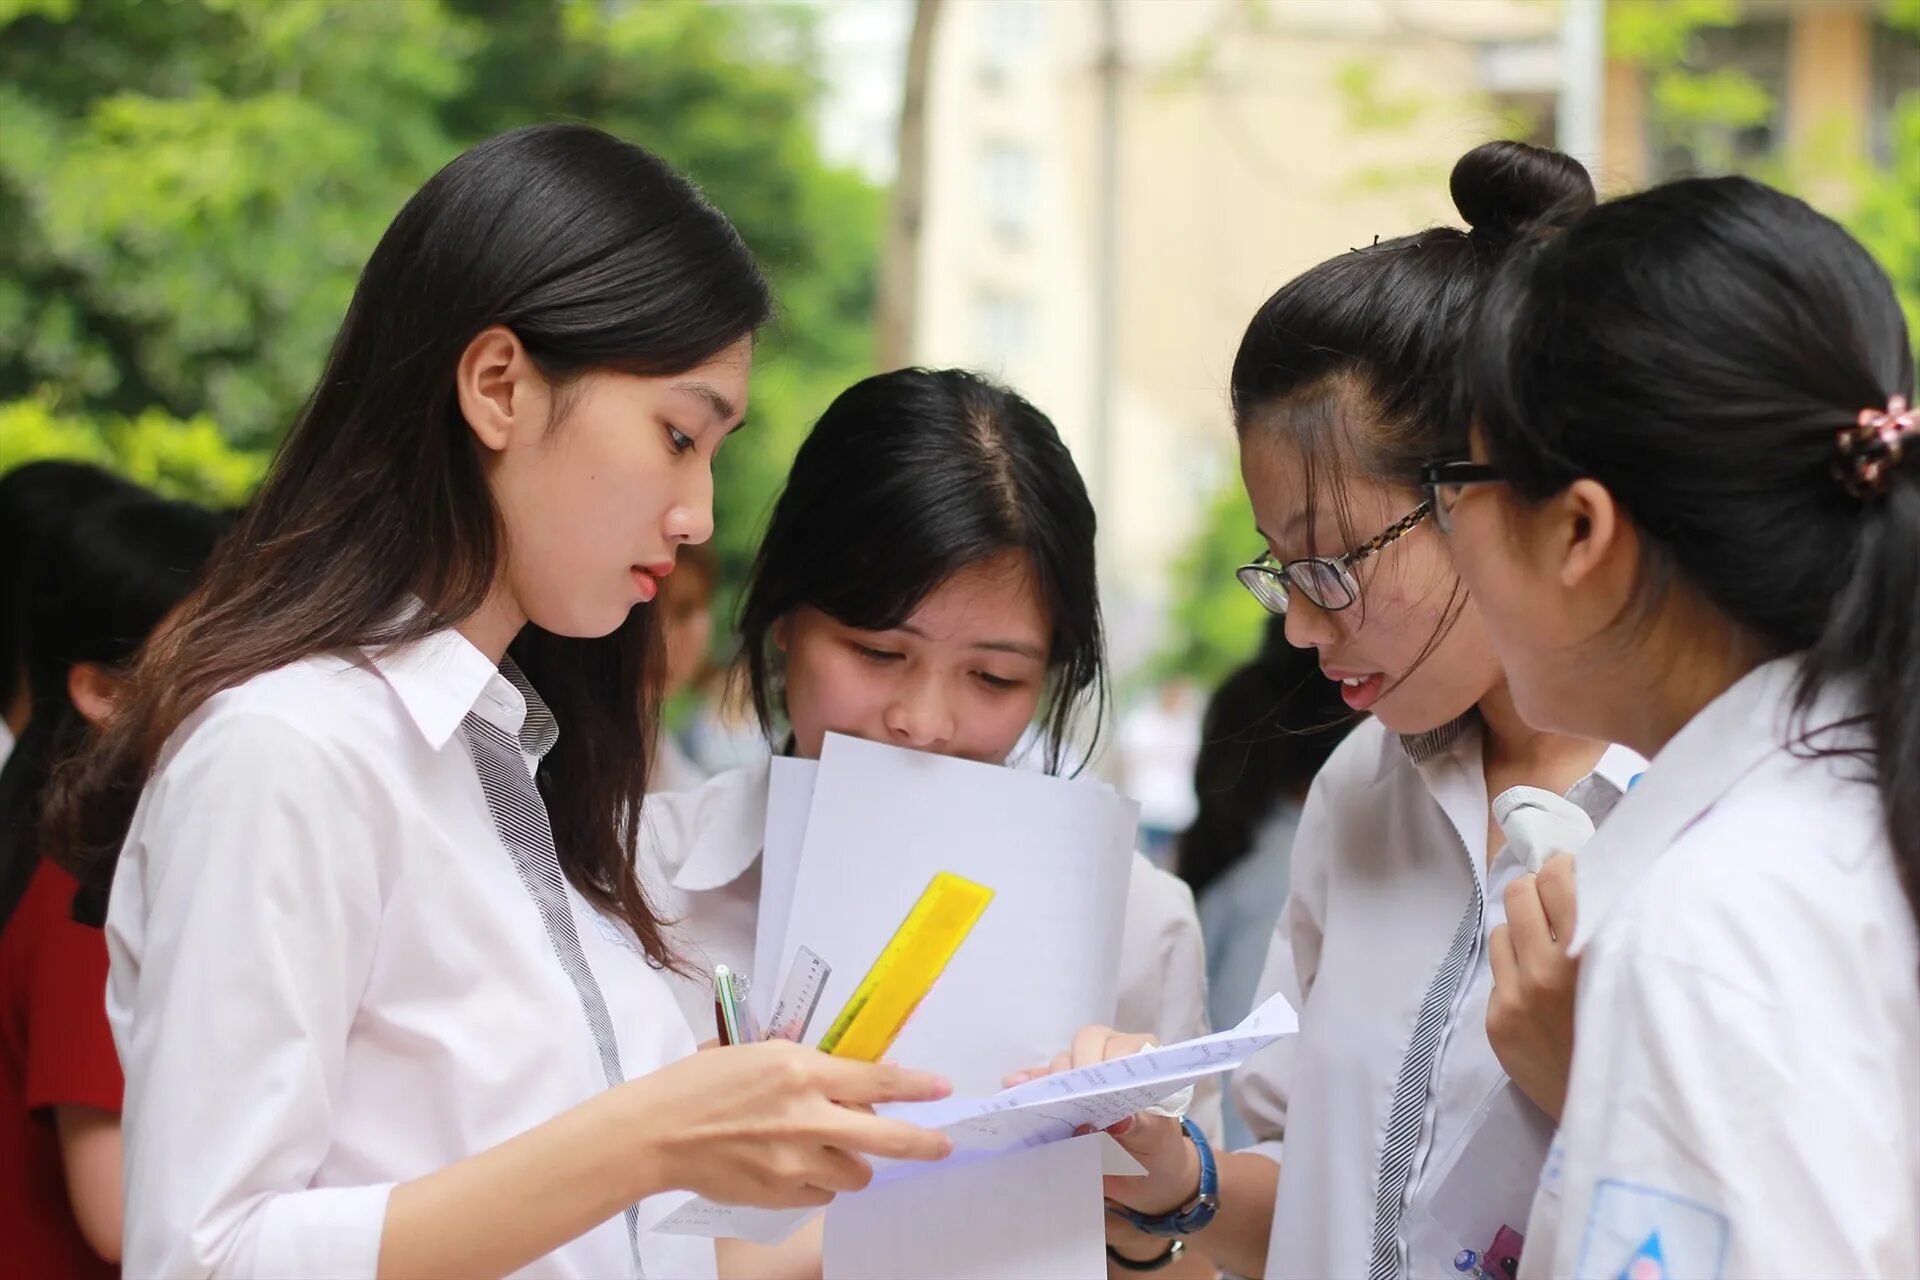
1450, 140, 1595, 240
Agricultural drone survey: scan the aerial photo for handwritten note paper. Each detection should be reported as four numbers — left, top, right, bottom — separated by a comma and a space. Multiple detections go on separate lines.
654, 990, 1297, 1243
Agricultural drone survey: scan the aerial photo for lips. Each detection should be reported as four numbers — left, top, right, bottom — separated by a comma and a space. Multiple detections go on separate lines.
1323, 666, 1386, 712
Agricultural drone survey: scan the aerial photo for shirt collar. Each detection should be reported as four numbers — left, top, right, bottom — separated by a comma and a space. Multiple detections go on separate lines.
361, 626, 542, 754
1570, 655, 1844, 953
653, 756, 773, 892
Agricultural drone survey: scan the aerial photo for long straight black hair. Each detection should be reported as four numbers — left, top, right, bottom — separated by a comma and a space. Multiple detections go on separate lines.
737, 368, 1107, 773
50, 124, 773, 957
1466, 176, 1920, 928
0, 492, 228, 931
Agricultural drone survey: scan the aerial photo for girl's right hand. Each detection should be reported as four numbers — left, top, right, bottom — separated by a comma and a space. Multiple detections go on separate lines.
1003, 1026, 1202, 1216
631, 1040, 954, 1209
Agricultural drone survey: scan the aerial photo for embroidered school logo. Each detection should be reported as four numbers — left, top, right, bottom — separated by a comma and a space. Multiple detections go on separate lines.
1576, 1180, 1727, 1280
1618, 1232, 1666, 1280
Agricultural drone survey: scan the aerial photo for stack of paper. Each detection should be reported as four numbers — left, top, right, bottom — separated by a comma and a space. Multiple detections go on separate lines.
660, 733, 1295, 1276
751, 733, 1142, 1097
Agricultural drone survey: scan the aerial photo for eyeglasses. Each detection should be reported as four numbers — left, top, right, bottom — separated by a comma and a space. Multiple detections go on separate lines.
1235, 501, 1433, 616
1420, 460, 1505, 533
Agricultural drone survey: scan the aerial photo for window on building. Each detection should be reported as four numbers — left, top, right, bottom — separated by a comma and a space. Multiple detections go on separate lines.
976, 0, 1044, 90
1478, 39, 1560, 148
979, 141, 1035, 244
1870, 17, 1920, 167
972, 290, 1034, 373
1647, 19, 1790, 180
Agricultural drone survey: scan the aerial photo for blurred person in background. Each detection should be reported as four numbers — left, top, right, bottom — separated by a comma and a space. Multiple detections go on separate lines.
650, 541, 717, 793
1117, 677, 1203, 867
0, 461, 142, 769
0, 490, 228, 1278
1175, 618, 1351, 1147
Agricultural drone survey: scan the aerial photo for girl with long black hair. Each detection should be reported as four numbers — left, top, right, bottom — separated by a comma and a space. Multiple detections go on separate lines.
1441, 174, 1919, 1277
48, 124, 948, 1279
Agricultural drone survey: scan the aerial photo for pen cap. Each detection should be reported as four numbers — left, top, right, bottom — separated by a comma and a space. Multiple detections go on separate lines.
1491, 785, 1595, 874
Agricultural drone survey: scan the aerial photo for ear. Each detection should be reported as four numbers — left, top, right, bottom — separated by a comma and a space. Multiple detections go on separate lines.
455, 325, 546, 454
772, 614, 792, 654
66, 663, 125, 729
1557, 478, 1630, 591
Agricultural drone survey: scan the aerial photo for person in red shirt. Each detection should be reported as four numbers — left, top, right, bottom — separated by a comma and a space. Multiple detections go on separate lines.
0, 490, 227, 1275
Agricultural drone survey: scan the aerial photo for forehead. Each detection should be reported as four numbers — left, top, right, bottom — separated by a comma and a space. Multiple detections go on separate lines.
1240, 433, 1404, 553
900, 554, 1050, 643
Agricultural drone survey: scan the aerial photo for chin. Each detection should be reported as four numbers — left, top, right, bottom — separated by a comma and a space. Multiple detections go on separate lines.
529, 598, 637, 642
1371, 689, 1479, 739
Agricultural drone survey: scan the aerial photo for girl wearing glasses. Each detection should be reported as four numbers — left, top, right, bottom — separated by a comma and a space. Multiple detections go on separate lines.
1442, 178, 1918, 1276
1032, 141, 1644, 1280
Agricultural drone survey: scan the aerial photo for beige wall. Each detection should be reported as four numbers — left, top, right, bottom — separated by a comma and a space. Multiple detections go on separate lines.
909, 0, 1554, 662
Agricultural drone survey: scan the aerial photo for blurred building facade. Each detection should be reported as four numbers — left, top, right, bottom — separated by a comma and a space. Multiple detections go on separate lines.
898, 0, 1914, 666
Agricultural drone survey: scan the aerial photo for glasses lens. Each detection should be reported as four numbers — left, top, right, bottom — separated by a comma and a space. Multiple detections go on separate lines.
1236, 565, 1290, 615
1294, 559, 1358, 611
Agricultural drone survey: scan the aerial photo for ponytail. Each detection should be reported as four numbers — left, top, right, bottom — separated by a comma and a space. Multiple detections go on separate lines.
1805, 405, 1920, 914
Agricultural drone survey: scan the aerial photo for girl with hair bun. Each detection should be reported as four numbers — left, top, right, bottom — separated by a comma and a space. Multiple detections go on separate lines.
1023, 141, 1644, 1280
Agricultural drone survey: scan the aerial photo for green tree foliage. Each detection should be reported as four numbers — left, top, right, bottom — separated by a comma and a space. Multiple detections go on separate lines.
1609, 0, 1920, 336
0, 0, 879, 609
1147, 477, 1272, 690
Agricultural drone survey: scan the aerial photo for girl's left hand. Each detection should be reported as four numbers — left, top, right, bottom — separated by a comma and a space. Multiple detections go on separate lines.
1487, 852, 1578, 1121
1003, 1027, 1200, 1214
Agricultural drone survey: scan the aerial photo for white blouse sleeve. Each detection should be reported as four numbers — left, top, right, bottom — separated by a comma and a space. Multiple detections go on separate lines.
108, 710, 394, 1278
1228, 771, 1335, 1164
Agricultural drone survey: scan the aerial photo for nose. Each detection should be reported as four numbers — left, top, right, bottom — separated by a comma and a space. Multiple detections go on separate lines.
663, 461, 715, 546
882, 673, 955, 752
1282, 595, 1341, 650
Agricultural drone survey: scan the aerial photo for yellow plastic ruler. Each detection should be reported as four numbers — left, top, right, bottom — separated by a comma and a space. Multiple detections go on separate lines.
817, 871, 994, 1062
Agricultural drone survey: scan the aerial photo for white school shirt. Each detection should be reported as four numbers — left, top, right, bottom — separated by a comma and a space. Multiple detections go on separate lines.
636, 756, 1222, 1136
1523, 657, 1920, 1279
0, 717, 13, 770
1232, 715, 1642, 1279
106, 629, 715, 1280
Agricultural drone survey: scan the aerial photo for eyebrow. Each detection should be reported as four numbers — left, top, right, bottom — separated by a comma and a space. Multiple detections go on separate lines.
674, 380, 739, 426
896, 622, 1047, 662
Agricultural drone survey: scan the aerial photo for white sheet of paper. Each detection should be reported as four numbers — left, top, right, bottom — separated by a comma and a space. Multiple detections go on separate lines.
772, 733, 1139, 1095
751, 756, 819, 1021
822, 1134, 1110, 1280
654, 991, 1295, 1242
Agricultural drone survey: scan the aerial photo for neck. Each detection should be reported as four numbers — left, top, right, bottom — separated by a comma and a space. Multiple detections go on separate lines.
454, 582, 528, 666
1607, 613, 1772, 759
1475, 676, 1602, 775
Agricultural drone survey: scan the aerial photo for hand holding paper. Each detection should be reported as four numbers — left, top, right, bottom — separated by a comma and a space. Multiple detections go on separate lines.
632, 1041, 953, 1214
656, 990, 1298, 1244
